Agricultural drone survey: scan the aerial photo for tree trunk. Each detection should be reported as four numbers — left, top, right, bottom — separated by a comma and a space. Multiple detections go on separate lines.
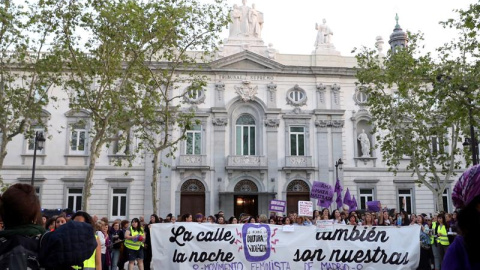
81, 136, 102, 211
151, 151, 159, 214
433, 190, 444, 213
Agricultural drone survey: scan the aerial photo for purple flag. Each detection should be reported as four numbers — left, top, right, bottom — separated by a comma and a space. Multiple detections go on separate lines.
317, 198, 332, 208
334, 178, 343, 209
334, 178, 343, 194
366, 201, 381, 212
351, 195, 358, 211
343, 188, 351, 206
336, 192, 343, 208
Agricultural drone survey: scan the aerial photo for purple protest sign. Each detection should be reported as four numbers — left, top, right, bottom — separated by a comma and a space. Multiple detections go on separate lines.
310, 181, 334, 203
366, 201, 381, 212
269, 199, 286, 212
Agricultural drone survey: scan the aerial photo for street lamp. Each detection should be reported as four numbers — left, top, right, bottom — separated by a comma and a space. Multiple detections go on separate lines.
335, 158, 343, 180
31, 131, 46, 187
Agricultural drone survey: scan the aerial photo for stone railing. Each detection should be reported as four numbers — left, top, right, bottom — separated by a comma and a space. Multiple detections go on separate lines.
285, 156, 313, 168
226, 155, 268, 168
178, 155, 208, 167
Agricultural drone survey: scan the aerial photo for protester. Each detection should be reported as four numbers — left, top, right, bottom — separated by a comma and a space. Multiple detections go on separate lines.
443, 164, 480, 270
124, 217, 145, 270
144, 214, 160, 270
70, 210, 102, 270
110, 220, 124, 270
55, 214, 67, 229
228, 216, 238, 224
0, 184, 97, 269
96, 220, 110, 270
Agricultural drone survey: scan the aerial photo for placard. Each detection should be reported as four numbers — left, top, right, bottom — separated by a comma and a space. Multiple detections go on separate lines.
269, 199, 286, 212
316, 219, 334, 232
298, 200, 313, 217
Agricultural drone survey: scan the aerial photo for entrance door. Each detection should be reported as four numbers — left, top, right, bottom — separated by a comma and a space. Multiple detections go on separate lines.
286, 180, 311, 214
234, 195, 258, 219
180, 179, 206, 216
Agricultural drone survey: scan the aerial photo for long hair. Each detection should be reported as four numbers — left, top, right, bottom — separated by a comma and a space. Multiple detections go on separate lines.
0, 183, 42, 228
71, 211, 94, 226
130, 217, 143, 233
149, 214, 160, 224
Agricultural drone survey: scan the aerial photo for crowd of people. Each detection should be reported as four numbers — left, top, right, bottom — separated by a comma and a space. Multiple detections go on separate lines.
1, 163, 480, 269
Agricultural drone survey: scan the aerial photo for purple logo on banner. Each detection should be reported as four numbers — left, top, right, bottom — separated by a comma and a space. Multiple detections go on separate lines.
269, 199, 286, 212
310, 181, 334, 203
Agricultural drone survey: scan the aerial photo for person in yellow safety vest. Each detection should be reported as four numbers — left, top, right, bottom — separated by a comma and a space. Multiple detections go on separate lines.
124, 217, 145, 270
431, 214, 449, 270
71, 211, 102, 270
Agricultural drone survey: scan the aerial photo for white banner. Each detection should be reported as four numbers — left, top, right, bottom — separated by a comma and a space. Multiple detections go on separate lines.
151, 223, 420, 270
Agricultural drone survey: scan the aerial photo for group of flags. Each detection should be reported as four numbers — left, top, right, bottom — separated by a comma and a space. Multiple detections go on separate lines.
334, 178, 357, 211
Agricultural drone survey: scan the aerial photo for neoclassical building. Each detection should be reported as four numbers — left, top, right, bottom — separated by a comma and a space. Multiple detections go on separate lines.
1, 2, 455, 220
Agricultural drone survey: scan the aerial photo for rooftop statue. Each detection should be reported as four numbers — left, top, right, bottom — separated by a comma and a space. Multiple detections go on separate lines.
229, 0, 264, 38
315, 19, 333, 48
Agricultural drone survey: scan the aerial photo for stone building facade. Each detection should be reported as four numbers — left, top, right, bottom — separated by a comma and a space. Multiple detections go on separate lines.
1, 2, 455, 220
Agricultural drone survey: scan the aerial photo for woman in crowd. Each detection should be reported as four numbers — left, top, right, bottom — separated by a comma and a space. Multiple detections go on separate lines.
283, 217, 292, 225
443, 164, 480, 270
363, 212, 374, 226
117, 219, 130, 269
195, 214, 203, 223
416, 215, 432, 270
228, 216, 238, 224
312, 210, 321, 221
124, 218, 145, 270
248, 216, 257, 223
110, 220, 124, 270
207, 215, 216, 223
217, 216, 227, 224
331, 209, 345, 224
347, 212, 359, 226
181, 213, 193, 222
96, 220, 110, 270
144, 214, 160, 270
432, 213, 449, 270
377, 210, 391, 226
54, 214, 67, 230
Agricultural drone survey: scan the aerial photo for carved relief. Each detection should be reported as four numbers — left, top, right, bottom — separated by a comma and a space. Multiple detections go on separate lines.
290, 156, 306, 166
212, 118, 228, 126
267, 82, 277, 102
286, 84, 307, 107
232, 156, 260, 165
183, 156, 202, 164
264, 118, 280, 127
331, 120, 344, 128
314, 120, 344, 128
315, 120, 329, 128
316, 83, 326, 104
331, 83, 341, 105
215, 81, 225, 102
234, 80, 258, 102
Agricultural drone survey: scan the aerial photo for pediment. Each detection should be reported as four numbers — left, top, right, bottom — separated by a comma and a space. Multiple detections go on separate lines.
210, 51, 284, 71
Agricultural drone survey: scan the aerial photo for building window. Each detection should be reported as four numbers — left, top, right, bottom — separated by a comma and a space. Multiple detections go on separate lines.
398, 189, 413, 214
184, 86, 206, 104
290, 126, 305, 156
111, 188, 127, 219
26, 127, 45, 154
70, 124, 86, 154
186, 125, 202, 155
67, 188, 82, 212
359, 188, 374, 210
236, 114, 255, 155
442, 189, 450, 213
286, 85, 307, 106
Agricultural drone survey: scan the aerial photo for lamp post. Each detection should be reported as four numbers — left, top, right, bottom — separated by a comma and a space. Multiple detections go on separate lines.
335, 158, 343, 180
31, 131, 46, 187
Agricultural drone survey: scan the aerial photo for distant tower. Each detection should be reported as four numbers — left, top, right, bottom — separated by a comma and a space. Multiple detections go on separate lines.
388, 14, 408, 51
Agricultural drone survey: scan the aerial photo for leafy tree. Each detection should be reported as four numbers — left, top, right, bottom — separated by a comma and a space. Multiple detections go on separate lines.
52, 0, 228, 211
0, 0, 60, 186
354, 33, 467, 212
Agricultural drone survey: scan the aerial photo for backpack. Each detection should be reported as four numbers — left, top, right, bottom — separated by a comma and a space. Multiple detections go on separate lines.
0, 234, 42, 270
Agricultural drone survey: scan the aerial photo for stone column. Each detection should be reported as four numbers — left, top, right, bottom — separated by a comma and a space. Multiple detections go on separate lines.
265, 118, 279, 194
212, 116, 228, 213
315, 119, 330, 185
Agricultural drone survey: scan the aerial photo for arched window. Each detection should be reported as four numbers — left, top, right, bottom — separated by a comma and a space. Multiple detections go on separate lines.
236, 114, 256, 155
